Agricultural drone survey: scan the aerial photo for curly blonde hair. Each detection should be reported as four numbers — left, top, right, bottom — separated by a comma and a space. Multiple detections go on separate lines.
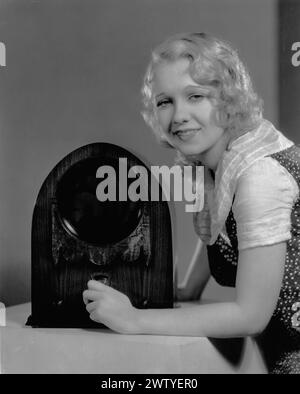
141, 32, 263, 161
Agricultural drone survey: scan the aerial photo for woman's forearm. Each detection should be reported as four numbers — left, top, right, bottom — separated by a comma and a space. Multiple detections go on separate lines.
136, 301, 260, 338
84, 244, 284, 337
134, 244, 286, 338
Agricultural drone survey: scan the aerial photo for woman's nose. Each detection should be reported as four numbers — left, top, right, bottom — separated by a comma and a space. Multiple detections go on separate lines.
172, 102, 190, 125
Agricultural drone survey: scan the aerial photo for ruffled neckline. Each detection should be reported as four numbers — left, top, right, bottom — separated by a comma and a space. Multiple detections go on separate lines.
194, 119, 294, 245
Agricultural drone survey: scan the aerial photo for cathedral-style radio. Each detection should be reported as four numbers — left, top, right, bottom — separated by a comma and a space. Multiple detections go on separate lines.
27, 143, 174, 327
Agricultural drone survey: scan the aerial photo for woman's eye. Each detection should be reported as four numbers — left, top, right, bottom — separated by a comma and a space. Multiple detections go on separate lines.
156, 99, 171, 108
189, 94, 204, 101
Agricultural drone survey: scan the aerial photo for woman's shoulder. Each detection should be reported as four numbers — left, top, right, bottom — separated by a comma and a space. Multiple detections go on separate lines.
236, 156, 299, 207
233, 156, 299, 250
239, 155, 299, 196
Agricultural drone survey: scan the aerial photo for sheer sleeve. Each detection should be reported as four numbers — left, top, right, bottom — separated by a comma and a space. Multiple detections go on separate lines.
232, 157, 299, 250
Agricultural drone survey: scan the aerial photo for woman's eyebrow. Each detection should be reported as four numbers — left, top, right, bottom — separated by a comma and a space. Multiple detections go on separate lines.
185, 84, 208, 90
154, 93, 166, 100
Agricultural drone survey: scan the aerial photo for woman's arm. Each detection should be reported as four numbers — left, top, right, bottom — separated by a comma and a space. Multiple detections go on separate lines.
177, 239, 211, 301
83, 242, 286, 337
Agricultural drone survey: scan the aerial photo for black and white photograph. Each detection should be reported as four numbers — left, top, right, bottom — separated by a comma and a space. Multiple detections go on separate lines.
0, 0, 300, 378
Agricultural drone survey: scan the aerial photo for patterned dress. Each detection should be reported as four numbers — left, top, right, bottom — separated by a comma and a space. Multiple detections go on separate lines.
206, 145, 300, 374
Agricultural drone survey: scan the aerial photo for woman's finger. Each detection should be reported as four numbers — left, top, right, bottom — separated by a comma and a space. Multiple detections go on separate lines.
89, 311, 96, 322
89, 311, 102, 323
87, 279, 110, 291
83, 289, 102, 303
85, 300, 98, 313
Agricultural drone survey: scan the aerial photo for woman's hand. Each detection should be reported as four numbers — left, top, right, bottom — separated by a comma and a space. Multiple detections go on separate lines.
82, 280, 140, 334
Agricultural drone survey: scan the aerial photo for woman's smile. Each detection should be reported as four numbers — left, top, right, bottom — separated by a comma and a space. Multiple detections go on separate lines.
172, 128, 201, 141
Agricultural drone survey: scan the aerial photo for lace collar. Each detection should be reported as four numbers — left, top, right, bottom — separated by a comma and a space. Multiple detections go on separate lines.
194, 119, 294, 245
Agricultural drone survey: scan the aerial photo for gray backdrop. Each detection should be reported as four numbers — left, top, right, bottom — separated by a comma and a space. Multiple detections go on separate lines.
0, 0, 279, 306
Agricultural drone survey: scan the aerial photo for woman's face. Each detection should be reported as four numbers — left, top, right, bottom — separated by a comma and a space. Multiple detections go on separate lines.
152, 58, 228, 169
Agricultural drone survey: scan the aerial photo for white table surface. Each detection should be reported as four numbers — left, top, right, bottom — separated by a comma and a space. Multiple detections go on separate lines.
0, 302, 267, 374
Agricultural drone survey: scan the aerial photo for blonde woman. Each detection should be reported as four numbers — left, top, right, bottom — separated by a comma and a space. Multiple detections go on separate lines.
84, 33, 300, 374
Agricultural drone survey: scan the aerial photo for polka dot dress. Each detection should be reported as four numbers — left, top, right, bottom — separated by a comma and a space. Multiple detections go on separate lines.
207, 145, 300, 374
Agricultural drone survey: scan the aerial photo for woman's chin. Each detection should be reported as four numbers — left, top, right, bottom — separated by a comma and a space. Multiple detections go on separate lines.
176, 145, 203, 158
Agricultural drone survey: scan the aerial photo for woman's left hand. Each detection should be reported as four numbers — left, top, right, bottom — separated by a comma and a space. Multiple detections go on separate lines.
83, 280, 140, 334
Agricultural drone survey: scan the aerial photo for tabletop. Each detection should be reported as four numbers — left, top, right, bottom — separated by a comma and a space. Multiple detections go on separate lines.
0, 302, 267, 374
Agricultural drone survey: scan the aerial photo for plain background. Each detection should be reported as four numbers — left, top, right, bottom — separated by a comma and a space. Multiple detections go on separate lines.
0, 0, 293, 306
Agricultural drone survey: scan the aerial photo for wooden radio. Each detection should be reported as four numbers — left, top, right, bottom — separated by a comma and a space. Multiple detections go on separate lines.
27, 143, 174, 328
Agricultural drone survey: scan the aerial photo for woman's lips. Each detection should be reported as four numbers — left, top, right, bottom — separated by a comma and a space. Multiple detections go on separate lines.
173, 129, 201, 141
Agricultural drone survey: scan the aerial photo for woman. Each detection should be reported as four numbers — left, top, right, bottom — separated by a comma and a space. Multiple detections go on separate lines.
83, 33, 300, 373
